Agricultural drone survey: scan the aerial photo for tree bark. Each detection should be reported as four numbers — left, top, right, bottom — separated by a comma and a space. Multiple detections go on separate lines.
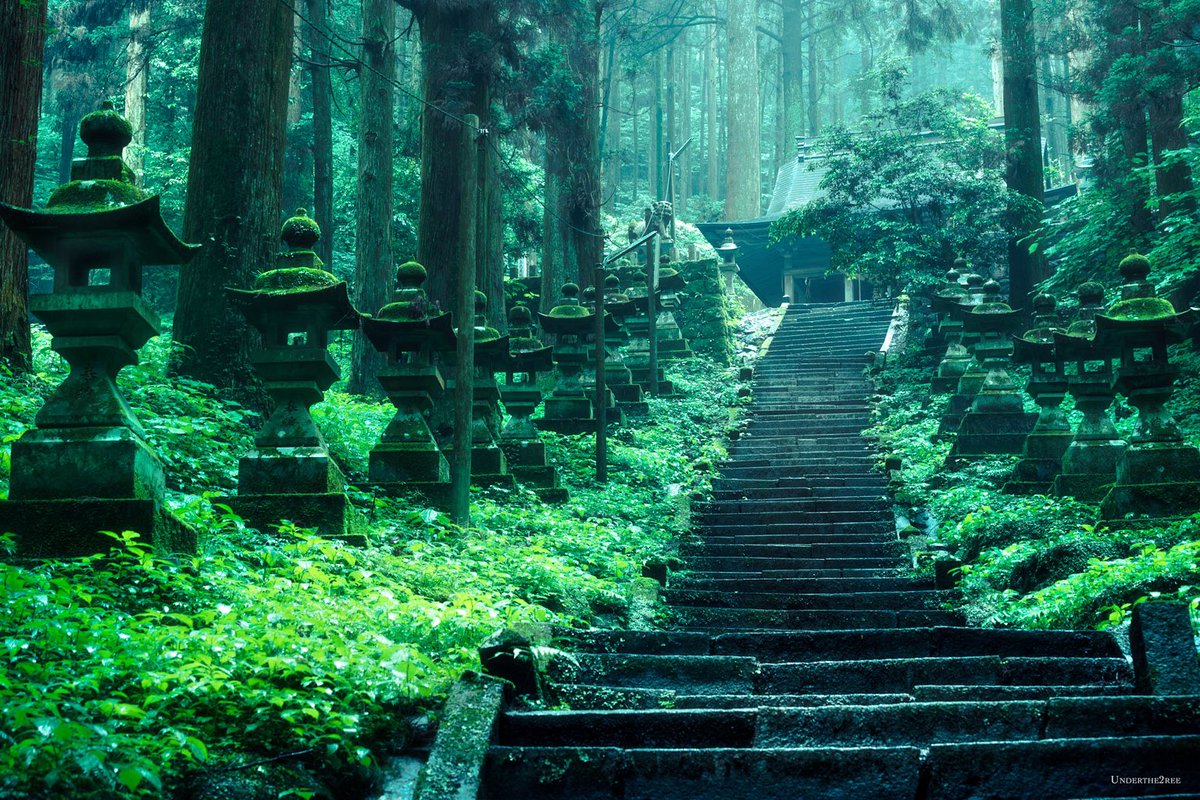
307, 0, 335, 269
0, 0, 48, 372
705, 4, 719, 199
725, 0, 761, 220
124, 0, 150, 177
174, 0, 294, 389
651, 48, 662, 200
348, 0, 396, 395
412, 2, 494, 313
806, 0, 820, 138
1147, 90, 1193, 214
1000, 0, 1046, 310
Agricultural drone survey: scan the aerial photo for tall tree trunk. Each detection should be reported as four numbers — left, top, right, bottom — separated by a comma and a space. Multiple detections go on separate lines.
124, 0, 150, 177
0, 0, 48, 372
705, 7, 719, 200
412, 2, 494, 312
600, 29, 619, 212
725, 0, 761, 219
650, 48, 662, 200
174, 0, 294, 389
806, 0, 820, 138
781, 0, 804, 143
57, 98, 82, 186
287, 10, 304, 125
774, 47, 785, 174
349, 0, 396, 396
1147, 91, 1193, 215
541, 150, 563, 314
1000, 0, 1046, 310
678, 29, 691, 213
307, 0, 335, 269
477, 106, 505, 332
666, 43, 676, 200
632, 75, 641, 201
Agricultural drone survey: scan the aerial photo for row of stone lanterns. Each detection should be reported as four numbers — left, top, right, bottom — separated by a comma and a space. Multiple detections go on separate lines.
923, 253, 1199, 527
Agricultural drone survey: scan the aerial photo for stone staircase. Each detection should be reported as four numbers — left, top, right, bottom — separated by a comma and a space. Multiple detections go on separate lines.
467, 302, 1200, 799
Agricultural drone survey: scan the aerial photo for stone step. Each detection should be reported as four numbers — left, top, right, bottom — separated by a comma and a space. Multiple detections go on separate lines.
554, 628, 1123, 662
682, 568, 903, 581
543, 683, 918, 710
683, 556, 900, 572
664, 589, 949, 612
757, 656, 1133, 694
700, 510, 887, 525
545, 653, 757, 695
696, 499, 890, 514
672, 576, 935, 594
911, 684, 1134, 701
683, 541, 905, 559
485, 745, 923, 800
712, 487, 886, 502
672, 607, 963, 630
696, 532, 898, 546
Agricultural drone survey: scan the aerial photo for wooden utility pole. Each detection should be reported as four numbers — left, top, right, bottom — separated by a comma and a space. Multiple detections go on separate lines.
594, 265, 608, 483
450, 114, 481, 526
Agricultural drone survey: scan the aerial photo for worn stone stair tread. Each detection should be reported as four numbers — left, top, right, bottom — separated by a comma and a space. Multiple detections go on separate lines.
912, 684, 1135, 700
500, 708, 758, 748
757, 656, 1133, 694
673, 576, 931, 593
672, 607, 964, 630
924, 735, 1200, 799
545, 653, 757, 694
485, 745, 923, 800
664, 588, 950, 611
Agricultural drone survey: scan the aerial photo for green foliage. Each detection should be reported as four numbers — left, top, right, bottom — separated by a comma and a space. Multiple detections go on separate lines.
769, 85, 1035, 295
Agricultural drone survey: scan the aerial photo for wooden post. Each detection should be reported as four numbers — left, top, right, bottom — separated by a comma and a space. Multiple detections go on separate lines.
450, 114, 481, 526
647, 235, 660, 396
594, 265, 608, 482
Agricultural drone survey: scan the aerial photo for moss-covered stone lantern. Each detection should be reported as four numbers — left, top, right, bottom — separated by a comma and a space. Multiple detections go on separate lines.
537, 283, 598, 434
1094, 254, 1199, 524
1051, 281, 1127, 501
602, 273, 648, 415
580, 284, 627, 425
0, 102, 198, 557
223, 209, 364, 543
654, 265, 694, 362
938, 273, 992, 436
1004, 293, 1073, 494
360, 261, 455, 497
716, 228, 740, 294
946, 279, 1036, 463
500, 305, 566, 502
930, 265, 970, 393
620, 269, 676, 395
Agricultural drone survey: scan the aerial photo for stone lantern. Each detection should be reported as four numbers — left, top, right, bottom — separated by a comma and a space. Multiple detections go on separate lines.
500, 305, 566, 502
1051, 282, 1127, 501
223, 209, 364, 542
620, 273, 673, 395
580, 285, 627, 424
0, 102, 198, 557
716, 228, 740, 294
1004, 293, 1073, 494
1095, 254, 1199, 524
929, 265, 969, 393
537, 283, 598, 434
938, 274, 993, 436
654, 264, 694, 362
946, 280, 1036, 463
360, 261, 455, 498
443, 292, 514, 487
602, 273, 648, 415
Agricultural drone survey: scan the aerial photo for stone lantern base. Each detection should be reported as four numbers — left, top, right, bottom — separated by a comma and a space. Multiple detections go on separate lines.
946, 408, 1037, 464
1003, 429, 1074, 495
1, 498, 196, 558
1098, 442, 1200, 526
219, 448, 367, 545
501, 438, 569, 504
2, 426, 196, 557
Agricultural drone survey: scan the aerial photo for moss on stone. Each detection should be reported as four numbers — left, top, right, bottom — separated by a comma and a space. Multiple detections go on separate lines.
548, 305, 590, 319
378, 301, 423, 321
46, 179, 147, 213
253, 267, 338, 293
79, 103, 134, 155
1106, 296, 1176, 322
281, 208, 321, 249
397, 260, 427, 285
973, 301, 1014, 315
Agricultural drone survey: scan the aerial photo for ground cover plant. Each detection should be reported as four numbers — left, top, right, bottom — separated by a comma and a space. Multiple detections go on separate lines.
869, 323, 1200, 635
0, 323, 747, 799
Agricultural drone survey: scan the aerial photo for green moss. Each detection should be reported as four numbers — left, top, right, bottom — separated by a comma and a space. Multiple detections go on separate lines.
509, 336, 542, 352
46, 180, 147, 213
973, 301, 1014, 315
1106, 296, 1176, 322
548, 305, 590, 319
475, 325, 501, 343
281, 209, 321, 249
378, 301, 423, 321
253, 267, 338, 293
396, 261, 427, 285
79, 104, 134, 154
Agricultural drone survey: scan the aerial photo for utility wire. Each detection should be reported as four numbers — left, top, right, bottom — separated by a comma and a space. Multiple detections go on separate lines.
277, 0, 609, 241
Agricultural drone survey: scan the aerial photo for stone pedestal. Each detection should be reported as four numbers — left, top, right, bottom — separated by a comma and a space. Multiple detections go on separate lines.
928, 267, 969, 393
538, 284, 599, 434
501, 305, 566, 501
0, 102, 197, 557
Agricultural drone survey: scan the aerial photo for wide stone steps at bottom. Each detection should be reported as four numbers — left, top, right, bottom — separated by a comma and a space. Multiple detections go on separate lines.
485, 737, 1200, 800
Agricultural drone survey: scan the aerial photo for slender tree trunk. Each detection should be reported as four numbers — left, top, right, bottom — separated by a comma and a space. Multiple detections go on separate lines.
1147, 91, 1193, 214
349, 0, 396, 395
806, 0, 820, 138
477, 113, 505, 331
124, 0, 150, 177
541, 149, 563, 314
678, 29, 691, 213
57, 99, 82, 186
666, 43, 676, 195
1000, 0, 1046, 310
600, 29, 619, 212
307, 0, 335, 268
174, 0, 294, 389
632, 75, 641, 201
651, 48, 662, 200
782, 0, 804, 142
774, 47, 785, 173
725, 0, 761, 219
0, 0, 48, 372
287, 10, 304, 125
705, 7, 719, 199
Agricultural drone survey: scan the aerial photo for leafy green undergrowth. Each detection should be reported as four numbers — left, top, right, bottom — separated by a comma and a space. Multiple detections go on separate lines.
869, 336, 1200, 633
0, 327, 746, 797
